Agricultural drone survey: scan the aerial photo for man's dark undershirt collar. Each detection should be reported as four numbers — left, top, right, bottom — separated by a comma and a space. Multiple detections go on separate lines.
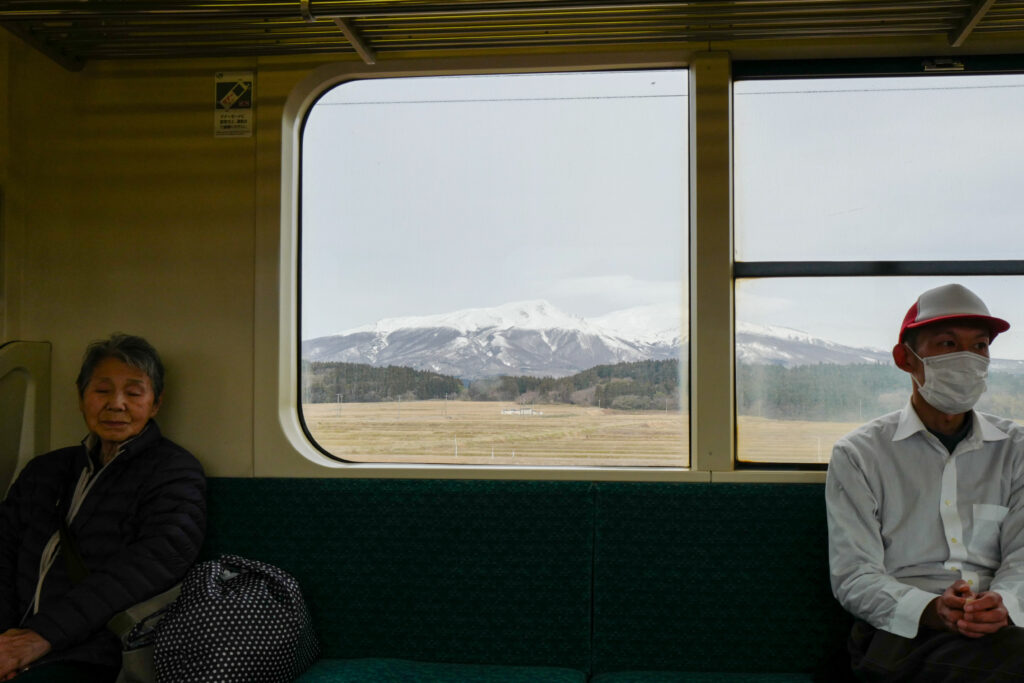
927, 414, 973, 454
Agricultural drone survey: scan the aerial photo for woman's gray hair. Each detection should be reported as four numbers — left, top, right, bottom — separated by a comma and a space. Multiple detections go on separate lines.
76, 334, 165, 398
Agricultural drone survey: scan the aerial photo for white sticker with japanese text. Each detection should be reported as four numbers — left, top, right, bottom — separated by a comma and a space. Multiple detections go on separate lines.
215, 71, 253, 138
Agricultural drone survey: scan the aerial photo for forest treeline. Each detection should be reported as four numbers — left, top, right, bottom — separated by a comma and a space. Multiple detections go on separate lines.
466, 359, 682, 410
302, 359, 1024, 419
301, 362, 463, 404
737, 363, 1024, 421
301, 359, 682, 410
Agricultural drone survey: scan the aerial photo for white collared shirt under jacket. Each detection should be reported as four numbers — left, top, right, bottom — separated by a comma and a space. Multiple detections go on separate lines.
826, 401, 1024, 638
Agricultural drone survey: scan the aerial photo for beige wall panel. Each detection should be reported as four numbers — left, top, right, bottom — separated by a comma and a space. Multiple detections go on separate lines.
251, 60, 322, 477
8, 50, 259, 476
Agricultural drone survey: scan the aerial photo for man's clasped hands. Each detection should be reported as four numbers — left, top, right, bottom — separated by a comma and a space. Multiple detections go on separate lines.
925, 579, 1011, 638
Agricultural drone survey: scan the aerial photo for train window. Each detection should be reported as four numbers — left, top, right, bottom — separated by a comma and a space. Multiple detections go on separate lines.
734, 73, 1024, 465
299, 70, 689, 467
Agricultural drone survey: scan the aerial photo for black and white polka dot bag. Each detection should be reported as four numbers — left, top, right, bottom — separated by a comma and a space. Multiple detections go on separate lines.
153, 554, 319, 682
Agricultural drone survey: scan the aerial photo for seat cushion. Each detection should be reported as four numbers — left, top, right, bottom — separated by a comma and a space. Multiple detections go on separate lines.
295, 658, 588, 682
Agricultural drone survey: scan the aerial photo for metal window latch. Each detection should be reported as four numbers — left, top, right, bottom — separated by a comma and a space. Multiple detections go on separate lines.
923, 58, 966, 72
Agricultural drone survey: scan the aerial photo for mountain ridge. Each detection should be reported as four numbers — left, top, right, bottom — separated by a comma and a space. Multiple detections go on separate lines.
303, 300, 1024, 377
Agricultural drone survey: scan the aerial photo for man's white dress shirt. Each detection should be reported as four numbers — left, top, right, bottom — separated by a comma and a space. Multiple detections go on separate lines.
826, 401, 1024, 638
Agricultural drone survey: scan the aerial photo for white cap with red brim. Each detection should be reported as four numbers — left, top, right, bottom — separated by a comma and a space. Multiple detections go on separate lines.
899, 283, 1010, 343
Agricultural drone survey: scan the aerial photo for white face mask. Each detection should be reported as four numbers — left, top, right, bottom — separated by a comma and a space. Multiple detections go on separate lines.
906, 345, 990, 415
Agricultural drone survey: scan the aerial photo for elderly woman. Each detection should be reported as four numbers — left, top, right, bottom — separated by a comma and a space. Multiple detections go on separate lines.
0, 334, 206, 682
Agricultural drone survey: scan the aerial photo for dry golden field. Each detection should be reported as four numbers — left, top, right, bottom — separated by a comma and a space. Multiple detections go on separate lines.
302, 400, 862, 466
736, 416, 862, 464
303, 400, 688, 467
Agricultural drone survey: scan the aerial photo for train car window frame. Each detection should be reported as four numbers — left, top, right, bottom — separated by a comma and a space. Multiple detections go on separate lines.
265, 57, 710, 481
297, 69, 691, 470
731, 58, 1024, 470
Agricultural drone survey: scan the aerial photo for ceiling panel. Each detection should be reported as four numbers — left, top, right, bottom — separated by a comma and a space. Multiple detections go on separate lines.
3, 0, 1024, 70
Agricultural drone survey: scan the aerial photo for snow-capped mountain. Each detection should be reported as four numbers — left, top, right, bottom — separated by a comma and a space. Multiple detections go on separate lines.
735, 321, 890, 366
734, 322, 1024, 373
303, 300, 1024, 378
591, 303, 681, 346
302, 300, 680, 379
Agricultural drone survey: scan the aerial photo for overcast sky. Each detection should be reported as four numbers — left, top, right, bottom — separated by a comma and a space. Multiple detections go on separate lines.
301, 70, 687, 339
302, 70, 1024, 360
735, 75, 1024, 360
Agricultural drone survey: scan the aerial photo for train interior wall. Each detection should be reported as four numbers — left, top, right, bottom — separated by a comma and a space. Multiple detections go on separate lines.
0, 30, 300, 477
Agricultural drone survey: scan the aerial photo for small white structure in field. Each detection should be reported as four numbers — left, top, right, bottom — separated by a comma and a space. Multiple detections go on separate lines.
501, 407, 544, 416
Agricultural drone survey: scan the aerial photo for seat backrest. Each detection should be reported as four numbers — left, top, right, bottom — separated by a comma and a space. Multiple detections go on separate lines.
592, 482, 851, 675
203, 477, 595, 672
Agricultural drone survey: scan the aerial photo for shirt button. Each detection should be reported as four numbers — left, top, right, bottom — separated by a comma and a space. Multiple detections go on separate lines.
952, 538, 958, 544
945, 500, 952, 506
968, 580, 975, 586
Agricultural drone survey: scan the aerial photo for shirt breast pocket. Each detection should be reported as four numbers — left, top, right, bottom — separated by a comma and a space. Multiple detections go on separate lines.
969, 503, 1009, 564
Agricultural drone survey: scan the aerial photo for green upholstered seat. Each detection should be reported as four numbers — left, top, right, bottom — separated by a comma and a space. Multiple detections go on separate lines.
296, 658, 588, 682
203, 478, 594, 672
201, 478, 848, 681
591, 483, 850, 678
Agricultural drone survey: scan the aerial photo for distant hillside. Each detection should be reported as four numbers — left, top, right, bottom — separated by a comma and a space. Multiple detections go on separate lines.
467, 358, 683, 410
738, 362, 1024, 422
303, 358, 682, 410
305, 357, 1024, 421
301, 361, 463, 403
737, 362, 906, 422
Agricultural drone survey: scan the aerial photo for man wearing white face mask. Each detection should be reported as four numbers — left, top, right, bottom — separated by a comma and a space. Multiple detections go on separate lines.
827, 283, 1024, 682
